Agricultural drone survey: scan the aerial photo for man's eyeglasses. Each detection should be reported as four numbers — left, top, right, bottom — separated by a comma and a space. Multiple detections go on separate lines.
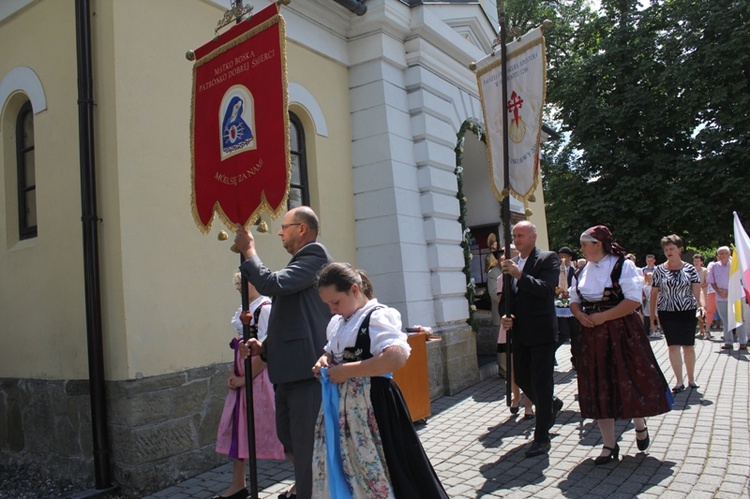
280, 223, 302, 230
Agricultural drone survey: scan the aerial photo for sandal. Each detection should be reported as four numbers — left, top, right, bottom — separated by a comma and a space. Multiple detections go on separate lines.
672, 384, 685, 394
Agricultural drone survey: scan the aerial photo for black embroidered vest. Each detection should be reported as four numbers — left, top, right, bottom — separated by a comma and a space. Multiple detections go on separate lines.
341, 306, 383, 363
575, 256, 626, 311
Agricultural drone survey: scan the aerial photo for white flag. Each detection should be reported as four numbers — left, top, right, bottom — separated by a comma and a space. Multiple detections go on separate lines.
476, 27, 547, 203
729, 211, 750, 330
733, 212, 750, 299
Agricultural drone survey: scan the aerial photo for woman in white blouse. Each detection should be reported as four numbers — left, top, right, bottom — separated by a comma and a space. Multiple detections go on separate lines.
570, 226, 672, 466
311, 263, 447, 498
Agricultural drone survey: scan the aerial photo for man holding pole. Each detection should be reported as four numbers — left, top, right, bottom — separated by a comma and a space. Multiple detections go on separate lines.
500, 221, 564, 457
234, 206, 333, 499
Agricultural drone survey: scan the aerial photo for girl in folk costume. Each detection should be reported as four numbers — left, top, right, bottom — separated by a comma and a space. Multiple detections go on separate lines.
311, 263, 448, 499
570, 226, 672, 466
214, 273, 287, 499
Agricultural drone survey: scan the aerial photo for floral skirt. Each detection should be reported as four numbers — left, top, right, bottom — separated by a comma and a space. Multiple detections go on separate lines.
312, 376, 447, 499
577, 312, 672, 420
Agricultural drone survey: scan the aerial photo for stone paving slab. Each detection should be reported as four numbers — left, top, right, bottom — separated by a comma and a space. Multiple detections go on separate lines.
144, 334, 750, 498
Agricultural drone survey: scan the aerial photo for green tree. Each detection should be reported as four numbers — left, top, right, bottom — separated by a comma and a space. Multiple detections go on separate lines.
538, 0, 750, 260
502, 0, 599, 248
504, 0, 598, 96
656, 0, 750, 246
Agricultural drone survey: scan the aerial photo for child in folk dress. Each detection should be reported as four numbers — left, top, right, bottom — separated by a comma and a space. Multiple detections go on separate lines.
311, 263, 448, 498
214, 274, 289, 499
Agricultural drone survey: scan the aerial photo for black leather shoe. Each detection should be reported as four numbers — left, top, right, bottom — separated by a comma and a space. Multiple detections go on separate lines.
636, 427, 650, 451
594, 444, 619, 465
509, 397, 520, 414
549, 397, 564, 429
525, 440, 551, 457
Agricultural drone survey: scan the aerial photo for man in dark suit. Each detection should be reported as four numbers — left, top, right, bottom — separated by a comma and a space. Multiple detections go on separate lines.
235, 206, 333, 499
501, 221, 564, 457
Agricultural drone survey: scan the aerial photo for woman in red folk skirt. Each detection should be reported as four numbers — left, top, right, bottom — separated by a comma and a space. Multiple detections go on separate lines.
569, 226, 672, 466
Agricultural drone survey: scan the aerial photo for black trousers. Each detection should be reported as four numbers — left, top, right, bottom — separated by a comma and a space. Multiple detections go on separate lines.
275, 378, 321, 499
569, 318, 581, 369
643, 315, 652, 334
513, 341, 556, 443
556, 317, 580, 368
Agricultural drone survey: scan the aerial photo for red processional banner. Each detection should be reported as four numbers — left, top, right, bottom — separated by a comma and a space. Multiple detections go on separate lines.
191, 4, 289, 234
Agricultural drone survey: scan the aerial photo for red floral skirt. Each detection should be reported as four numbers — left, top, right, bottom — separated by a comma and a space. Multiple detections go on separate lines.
577, 312, 672, 420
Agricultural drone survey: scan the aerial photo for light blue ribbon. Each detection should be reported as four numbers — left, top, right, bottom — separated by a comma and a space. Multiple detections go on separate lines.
319, 367, 352, 499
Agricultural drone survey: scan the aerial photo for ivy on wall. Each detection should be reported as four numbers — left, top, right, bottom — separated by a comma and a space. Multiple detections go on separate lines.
454, 119, 486, 331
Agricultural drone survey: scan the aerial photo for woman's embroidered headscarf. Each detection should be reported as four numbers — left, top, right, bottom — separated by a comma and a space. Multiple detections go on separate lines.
580, 225, 626, 256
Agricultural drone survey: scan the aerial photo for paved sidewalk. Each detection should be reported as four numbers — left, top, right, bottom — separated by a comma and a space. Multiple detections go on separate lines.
145, 335, 750, 498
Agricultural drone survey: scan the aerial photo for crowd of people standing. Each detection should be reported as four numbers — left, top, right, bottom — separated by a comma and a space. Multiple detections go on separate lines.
490, 222, 747, 465
215, 206, 446, 499
213, 206, 745, 498
545, 232, 749, 364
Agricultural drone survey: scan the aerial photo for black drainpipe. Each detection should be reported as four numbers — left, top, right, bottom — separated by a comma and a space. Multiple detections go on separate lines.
75, 0, 113, 490
332, 0, 367, 15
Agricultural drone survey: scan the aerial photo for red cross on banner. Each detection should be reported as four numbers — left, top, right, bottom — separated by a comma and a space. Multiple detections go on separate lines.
507, 91, 524, 125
